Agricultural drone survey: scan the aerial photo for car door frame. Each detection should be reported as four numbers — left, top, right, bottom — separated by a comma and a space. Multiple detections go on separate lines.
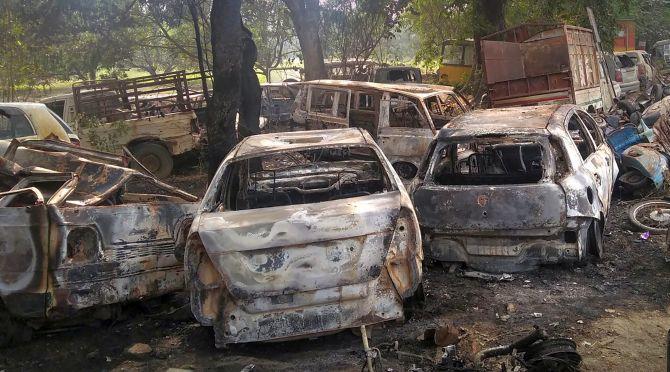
305, 85, 351, 128
376, 92, 435, 180
563, 108, 613, 217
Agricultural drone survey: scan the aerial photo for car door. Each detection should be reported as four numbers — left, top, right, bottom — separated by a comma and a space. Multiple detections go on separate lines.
305, 85, 351, 129
578, 110, 618, 185
376, 93, 435, 180
566, 111, 613, 215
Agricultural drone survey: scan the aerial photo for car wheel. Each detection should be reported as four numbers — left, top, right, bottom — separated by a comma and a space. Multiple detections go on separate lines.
629, 200, 670, 233
619, 170, 649, 191
587, 219, 604, 259
130, 142, 174, 178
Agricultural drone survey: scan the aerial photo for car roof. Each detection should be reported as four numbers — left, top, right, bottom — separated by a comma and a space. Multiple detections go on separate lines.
437, 105, 564, 140
0, 102, 50, 111
230, 128, 375, 159
304, 79, 455, 98
39, 94, 72, 102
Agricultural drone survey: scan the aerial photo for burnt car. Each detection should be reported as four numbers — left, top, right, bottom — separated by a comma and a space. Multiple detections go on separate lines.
290, 80, 470, 181
185, 128, 423, 347
0, 140, 197, 346
411, 105, 618, 272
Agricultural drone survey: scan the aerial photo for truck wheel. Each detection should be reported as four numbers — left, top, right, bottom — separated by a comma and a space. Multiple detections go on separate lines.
131, 142, 174, 178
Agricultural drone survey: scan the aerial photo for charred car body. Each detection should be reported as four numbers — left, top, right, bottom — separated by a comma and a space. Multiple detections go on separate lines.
0, 140, 197, 346
411, 105, 618, 272
290, 80, 470, 181
186, 128, 423, 347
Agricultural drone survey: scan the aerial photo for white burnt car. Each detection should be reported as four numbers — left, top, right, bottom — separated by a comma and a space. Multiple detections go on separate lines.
411, 105, 618, 272
185, 128, 423, 347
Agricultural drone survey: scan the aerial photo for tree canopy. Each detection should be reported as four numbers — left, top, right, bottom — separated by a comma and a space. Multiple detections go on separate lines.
2, 0, 670, 100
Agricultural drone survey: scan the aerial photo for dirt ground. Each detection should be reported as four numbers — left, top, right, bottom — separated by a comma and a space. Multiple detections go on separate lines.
2, 168, 670, 372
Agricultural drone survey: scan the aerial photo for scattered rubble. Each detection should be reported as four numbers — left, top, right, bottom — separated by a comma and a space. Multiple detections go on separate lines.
126, 343, 152, 356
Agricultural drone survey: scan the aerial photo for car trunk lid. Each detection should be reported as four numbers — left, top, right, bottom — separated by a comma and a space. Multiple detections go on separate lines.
196, 191, 401, 299
414, 184, 566, 232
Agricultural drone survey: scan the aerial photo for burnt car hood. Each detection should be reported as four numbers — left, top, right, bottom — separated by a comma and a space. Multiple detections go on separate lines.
195, 191, 402, 299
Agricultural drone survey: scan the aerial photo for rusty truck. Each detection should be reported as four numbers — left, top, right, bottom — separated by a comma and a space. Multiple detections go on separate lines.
42, 71, 202, 178
481, 24, 617, 112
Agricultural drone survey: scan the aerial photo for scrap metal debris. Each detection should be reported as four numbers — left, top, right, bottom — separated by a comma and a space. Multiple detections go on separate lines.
475, 326, 581, 371
0, 139, 198, 347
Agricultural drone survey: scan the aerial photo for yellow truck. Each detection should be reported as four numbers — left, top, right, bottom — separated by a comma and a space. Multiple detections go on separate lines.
438, 39, 474, 86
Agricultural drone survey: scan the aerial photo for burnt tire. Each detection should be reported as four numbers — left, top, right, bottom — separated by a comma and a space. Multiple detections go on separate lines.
130, 142, 174, 178
587, 219, 604, 259
629, 200, 670, 233
619, 171, 650, 191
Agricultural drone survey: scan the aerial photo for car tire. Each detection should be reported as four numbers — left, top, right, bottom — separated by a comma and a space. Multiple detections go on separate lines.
130, 142, 174, 178
587, 218, 604, 259
628, 200, 670, 233
651, 84, 663, 103
619, 170, 649, 191
403, 282, 426, 320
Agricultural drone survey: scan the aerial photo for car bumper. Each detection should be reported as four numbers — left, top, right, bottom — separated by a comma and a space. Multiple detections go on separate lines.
209, 268, 404, 347
425, 220, 590, 272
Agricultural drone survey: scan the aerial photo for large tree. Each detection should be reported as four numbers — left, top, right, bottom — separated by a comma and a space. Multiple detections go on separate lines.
206, 0, 261, 179
283, 0, 327, 80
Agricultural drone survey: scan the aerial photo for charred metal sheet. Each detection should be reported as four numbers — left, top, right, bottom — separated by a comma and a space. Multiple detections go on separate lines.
188, 128, 422, 347
0, 140, 197, 341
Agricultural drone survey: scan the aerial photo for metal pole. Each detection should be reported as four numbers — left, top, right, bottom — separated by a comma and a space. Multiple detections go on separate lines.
587, 7, 617, 102
360, 325, 374, 372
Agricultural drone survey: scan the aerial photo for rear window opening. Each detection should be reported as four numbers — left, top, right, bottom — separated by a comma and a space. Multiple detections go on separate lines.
430, 140, 545, 185
218, 146, 393, 211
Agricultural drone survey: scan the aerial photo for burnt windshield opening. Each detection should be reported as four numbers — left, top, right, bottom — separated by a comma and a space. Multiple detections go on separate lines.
431, 140, 545, 185
219, 146, 393, 211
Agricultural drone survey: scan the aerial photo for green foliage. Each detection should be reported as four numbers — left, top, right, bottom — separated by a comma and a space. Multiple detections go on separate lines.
242, 0, 299, 74
630, 0, 670, 49
77, 114, 130, 153
405, 0, 472, 64
407, 0, 633, 65
321, 0, 409, 63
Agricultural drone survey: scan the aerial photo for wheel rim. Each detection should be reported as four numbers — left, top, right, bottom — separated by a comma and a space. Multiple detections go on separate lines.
139, 154, 161, 174
632, 201, 670, 232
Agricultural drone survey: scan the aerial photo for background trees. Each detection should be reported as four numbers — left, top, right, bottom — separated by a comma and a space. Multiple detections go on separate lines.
1, 0, 669, 100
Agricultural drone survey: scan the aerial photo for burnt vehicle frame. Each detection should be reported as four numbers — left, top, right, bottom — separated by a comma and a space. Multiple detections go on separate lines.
290, 80, 470, 181
0, 140, 197, 346
185, 128, 423, 347
411, 105, 618, 272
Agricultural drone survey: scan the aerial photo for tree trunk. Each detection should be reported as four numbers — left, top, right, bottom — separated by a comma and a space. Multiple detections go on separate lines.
206, 0, 243, 180
188, 0, 209, 103
283, 0, 327, 80
238, 23, 261, 138
473, 0, 507, 65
